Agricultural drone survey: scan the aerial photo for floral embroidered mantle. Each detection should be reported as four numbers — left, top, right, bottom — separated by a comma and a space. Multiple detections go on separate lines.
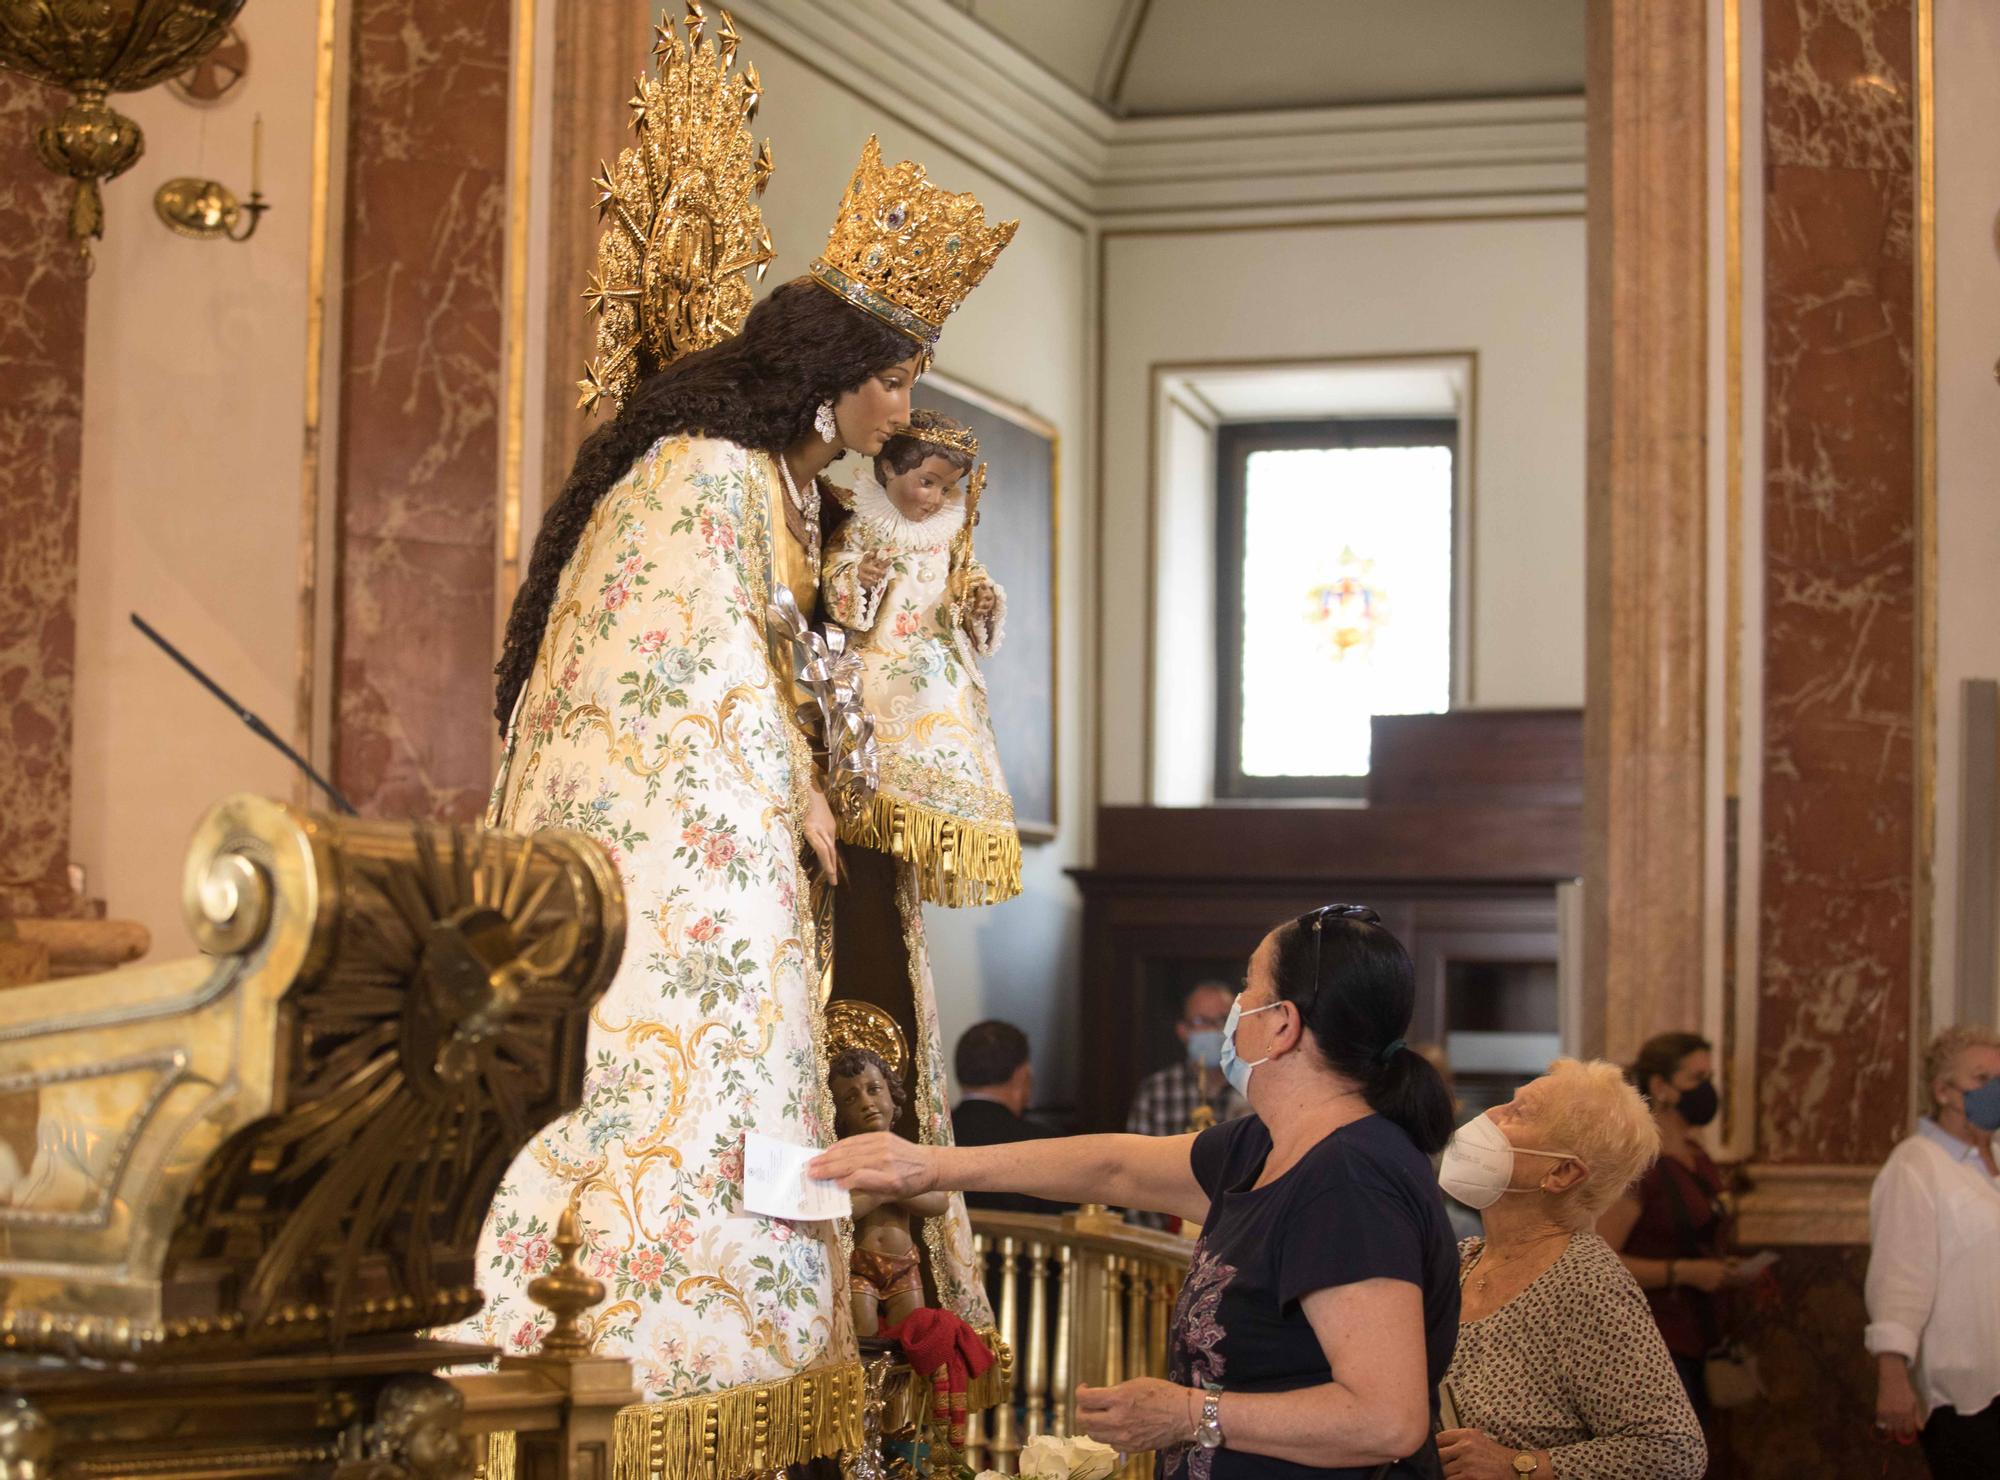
441, 436, 993, 1456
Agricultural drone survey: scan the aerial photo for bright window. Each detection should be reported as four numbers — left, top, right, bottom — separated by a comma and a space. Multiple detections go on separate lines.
1216, 421, 1455, 797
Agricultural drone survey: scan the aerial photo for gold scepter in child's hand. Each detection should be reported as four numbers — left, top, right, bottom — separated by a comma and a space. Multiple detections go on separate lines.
948, 460, 986, 608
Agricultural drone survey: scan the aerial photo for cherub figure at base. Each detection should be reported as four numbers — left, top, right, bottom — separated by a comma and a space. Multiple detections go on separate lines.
830, 1046, 949, 1336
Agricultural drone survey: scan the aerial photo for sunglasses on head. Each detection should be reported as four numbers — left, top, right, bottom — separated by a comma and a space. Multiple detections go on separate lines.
1295, 904, 1381, 1014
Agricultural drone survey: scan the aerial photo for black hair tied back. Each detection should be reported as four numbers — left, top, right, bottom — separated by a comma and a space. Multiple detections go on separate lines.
1272, 910, 1455, 1155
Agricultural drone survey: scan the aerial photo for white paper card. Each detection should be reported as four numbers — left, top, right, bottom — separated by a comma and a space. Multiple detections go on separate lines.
742, 1132, 852, 1222
1735, 1249, 1780, 1280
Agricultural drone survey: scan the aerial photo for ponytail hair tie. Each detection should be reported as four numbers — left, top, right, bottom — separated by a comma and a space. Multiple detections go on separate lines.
1375, 1038, 1407, 1066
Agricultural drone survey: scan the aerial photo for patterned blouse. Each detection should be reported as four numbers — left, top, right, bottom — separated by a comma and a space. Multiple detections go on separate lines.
1445, 1233, 1706, 1480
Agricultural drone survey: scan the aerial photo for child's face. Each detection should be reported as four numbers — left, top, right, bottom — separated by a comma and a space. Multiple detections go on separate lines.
882, 453, 962, 521
832, 1062, 897, 1136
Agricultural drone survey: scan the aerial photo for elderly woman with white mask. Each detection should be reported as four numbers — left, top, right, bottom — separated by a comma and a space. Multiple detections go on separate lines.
1434, 1060, 1705, 1480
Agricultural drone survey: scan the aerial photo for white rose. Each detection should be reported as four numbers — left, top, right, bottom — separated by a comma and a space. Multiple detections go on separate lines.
1017, 1435, 1072, 1480
1066, 1437, 1120, 1480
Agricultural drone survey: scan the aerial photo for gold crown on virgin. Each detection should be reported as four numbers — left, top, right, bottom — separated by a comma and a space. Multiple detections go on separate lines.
578, 3, 777, 414
809, 137, 1019, 350
899, 408, 978, 460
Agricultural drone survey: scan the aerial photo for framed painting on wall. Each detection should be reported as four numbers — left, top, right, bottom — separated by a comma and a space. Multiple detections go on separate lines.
913, 370, 1058, 841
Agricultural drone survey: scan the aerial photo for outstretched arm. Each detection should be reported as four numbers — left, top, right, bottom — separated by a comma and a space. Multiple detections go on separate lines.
812, 1131, 1208, 1226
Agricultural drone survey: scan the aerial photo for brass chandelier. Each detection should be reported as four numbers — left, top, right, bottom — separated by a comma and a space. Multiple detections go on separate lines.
0, 0, 247, 260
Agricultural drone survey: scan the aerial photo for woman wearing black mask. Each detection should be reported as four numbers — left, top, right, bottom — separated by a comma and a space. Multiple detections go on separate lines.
1597, 1032, 1757, 1424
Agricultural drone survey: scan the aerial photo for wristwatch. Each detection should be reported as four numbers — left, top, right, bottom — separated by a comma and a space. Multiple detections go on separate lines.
1511, 1455, 1540, 1475
1195, 1384, 1224, 1450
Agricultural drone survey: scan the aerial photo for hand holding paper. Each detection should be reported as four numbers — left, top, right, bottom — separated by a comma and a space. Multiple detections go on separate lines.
742, 1131, 853, 1221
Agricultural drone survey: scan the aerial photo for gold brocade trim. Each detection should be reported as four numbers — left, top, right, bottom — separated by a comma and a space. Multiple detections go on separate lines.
611, 1362, 865, 1480
839, 794, 1021, 908
481, 1430, 518, 1480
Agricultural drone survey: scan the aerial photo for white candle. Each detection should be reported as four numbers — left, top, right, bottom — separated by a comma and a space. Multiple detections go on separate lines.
251, 113, 262, 196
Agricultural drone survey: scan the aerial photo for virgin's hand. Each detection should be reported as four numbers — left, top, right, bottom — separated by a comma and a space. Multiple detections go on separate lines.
1437, 1428, 1524, 1480
810, 1133, 937, 1200
857, 550, 891, 587
805, 787, 841, 882
1074, 1380, 1196, 1453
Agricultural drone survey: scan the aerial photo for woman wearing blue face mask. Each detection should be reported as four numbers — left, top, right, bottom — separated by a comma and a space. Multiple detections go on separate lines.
812, 906, 1461, 1479
1865, 1025, 2000, 1477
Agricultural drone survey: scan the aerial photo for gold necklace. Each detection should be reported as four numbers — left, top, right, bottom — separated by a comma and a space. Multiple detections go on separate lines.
1469, 1234, 1568, 1293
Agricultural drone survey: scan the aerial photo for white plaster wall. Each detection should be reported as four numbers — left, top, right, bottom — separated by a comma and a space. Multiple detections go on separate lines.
1097, 216, 1588, 804
736, 25, 1095, 1105
70, 4, 321, 956
1151, 396, 1217, 803
1931, 0, 2000, 1024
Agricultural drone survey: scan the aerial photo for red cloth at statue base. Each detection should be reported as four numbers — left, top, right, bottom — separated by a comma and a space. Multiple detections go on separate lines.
879, 1307, 996, 1448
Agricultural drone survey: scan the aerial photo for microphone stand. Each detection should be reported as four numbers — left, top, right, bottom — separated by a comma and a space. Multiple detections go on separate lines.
129, 612, 359, 816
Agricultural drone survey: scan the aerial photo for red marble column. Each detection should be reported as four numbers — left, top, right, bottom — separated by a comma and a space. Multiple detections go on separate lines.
1729, 5, 1925, 1476
0, 76, 88, 918
331, 0, 511, 821
1756, 0, 1917, 1166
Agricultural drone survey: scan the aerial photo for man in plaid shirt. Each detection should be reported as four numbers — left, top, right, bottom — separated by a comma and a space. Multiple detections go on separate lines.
1123, 982, 1247, 1229
1126, 981, 1249, 1138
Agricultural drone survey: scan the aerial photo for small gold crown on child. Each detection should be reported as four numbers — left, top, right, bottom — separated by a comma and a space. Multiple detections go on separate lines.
905, 415, 978, 460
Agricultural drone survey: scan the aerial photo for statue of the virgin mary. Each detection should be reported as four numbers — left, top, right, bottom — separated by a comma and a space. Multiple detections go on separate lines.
448, 10, 1018, 1472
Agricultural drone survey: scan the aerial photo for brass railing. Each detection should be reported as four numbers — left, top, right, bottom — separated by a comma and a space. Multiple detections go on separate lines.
965, 1209, 1194, 1478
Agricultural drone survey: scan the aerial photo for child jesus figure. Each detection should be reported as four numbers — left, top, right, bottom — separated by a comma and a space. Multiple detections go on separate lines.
821, 409, 1021, 908
829, 1047, 949, 1336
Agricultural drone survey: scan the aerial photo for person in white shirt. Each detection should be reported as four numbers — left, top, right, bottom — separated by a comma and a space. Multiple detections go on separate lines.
1865, 1024, 2000, 1477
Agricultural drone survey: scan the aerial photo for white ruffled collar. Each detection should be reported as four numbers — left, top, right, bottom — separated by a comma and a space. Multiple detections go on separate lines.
846, 467, 967, 550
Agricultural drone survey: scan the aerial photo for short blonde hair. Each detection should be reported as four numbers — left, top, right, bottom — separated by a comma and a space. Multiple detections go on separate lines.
1923, 1025, 2000, 1114
1516, 1058, 1662, 1228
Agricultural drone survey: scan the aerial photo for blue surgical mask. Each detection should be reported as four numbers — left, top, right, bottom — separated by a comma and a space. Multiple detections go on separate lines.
1962, 1078, 2000, 1133
1186, 1029, 1224, 1071
1218, 997, 1281, 1096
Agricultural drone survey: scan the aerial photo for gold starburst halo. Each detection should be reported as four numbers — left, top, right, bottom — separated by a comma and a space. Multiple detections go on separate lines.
579, 2, 776, 415
808, 136, 1019, 352
823, 998, 909, 1084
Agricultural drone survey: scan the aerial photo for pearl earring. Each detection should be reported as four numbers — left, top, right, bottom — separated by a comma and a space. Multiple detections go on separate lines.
814, 400, 837, 444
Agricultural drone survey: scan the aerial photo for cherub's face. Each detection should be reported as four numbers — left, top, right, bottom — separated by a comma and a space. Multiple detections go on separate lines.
882, 453, 962, 521
832, 1062, 897, 1136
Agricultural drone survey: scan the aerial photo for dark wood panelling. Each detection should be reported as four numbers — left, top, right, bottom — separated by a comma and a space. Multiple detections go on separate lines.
1091, 802, 1582, 884
1369, 709, 1583, 810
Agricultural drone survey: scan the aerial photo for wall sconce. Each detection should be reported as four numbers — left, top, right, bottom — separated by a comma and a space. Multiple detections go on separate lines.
153, 115, 268, 243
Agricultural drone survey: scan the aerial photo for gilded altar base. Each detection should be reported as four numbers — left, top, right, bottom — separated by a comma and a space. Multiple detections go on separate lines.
596, 1331, 1009, 1480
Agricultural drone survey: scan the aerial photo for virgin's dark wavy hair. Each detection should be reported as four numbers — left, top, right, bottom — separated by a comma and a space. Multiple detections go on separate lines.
494, 278, 918, 731
1271, 909, 1455, 1155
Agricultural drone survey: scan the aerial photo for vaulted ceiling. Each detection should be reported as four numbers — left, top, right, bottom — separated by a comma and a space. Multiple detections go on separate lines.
953, 0, 1586, 116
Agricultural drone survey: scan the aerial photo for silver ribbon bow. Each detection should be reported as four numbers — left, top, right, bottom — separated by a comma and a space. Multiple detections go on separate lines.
768, 587, 879, 815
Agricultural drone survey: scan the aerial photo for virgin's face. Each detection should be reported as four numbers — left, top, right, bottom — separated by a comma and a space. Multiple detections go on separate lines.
833, 354, 921, 454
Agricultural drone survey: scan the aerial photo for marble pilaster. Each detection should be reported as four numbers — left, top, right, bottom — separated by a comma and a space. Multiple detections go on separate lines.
0, 75, 88, 917
1755, 0, 1917, 1167
331, 0, 512, 820
1582, 0, 1711, 1063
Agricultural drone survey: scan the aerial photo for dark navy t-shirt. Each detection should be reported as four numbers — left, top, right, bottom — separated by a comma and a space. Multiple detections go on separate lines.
1160, 1113, 1458, 1480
